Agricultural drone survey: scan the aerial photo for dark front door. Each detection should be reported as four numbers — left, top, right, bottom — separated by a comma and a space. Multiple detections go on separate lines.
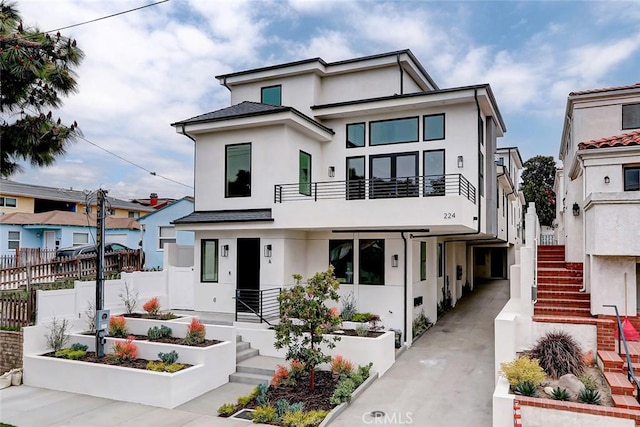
491, 248, 506, 279
237, 238, 260, 312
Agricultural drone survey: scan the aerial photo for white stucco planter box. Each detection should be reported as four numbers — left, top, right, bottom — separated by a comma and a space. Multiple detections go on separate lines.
115, 316, 235, 343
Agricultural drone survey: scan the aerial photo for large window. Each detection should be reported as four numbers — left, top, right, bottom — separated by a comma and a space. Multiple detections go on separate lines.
370, 152, 419, 199
0, 197, 17, 207
7, 231, 20, 250
73, 232, 89, 245
299, 151, 311, 196
370, 117, 419, 146
347, 156, 365, 200
423, 114, 445, 141
625, 166, 640, 191
359, 239, 385, 285
261, 85, 281, 106
201, 239, 218, 282
346, 123, 365, 148
329, 240, 354, 284
158, 226, 176, 249
423, 150, 445, 196
623, 103, 640, 130
226, 143, 251, 198
420, 241, 427, 281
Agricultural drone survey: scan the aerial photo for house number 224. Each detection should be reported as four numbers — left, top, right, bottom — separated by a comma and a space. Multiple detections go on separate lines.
444, 212, 456, 219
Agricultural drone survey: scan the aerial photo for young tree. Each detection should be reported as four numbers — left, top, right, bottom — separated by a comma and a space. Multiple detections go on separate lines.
274, 266, 342, 392
0, 1, 84, 177
521, 155, 557, 226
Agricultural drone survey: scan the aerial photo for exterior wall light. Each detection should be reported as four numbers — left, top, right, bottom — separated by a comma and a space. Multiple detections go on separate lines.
328, 166, 335, 177
221, 244, 229, 257
264, 244, 272, 258
572, 203, 580, 217
391, 254, 399, 268
457, 156, 464, 168
604, 176, 610, 184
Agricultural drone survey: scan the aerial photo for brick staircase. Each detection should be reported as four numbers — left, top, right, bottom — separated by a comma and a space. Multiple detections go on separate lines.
598, 342, 640, 410
534, 245, 591, 318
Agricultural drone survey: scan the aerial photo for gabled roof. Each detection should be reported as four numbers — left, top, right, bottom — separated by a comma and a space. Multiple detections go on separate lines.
138, 197, 194, 221
578, 130, 640, 150
0, 211, 141, 229
569, 83, 640, 96
0, 180, 154, 212
173, 208, 273, 224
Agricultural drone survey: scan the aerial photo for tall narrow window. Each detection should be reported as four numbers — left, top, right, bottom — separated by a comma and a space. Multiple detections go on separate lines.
201, 239, 219, 282
158, 226, 176, 249
359, 239, 385, 285
7, 231, 20, 250
437, 243, 443, 277
423, 150, 445, 196
261, 85, 281, 106
479, 152, 485, 197
347, 156, 365, 200
370, 117, 419, 146
299, 151, 311, 196
226, 143, 251, 198
423, 114, 445, 141
329, 240, 354, 284
346, 123, 365, 148
420, 241, 427, 281
624, 166, 640, 191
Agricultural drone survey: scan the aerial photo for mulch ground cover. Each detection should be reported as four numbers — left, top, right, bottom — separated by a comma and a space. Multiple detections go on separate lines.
249, 371, 339, 412
125, 335, 222, 347
43, 351, 193, 370
122, 313, 180, 320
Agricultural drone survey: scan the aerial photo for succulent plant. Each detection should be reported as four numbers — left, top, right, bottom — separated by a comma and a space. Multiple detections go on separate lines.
550, 386, 570, 401
578, 388, 601, 405
514, 381, 538, 397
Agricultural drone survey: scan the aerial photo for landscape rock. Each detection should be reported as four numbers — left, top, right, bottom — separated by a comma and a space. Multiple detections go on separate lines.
544, 386, 555, 397
558, 374, 584, 399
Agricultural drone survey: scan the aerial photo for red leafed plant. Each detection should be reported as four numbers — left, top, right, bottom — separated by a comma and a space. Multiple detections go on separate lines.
108, 315, 128, 338
112, 336, 138, 362
329, 307, 340, 319
142, 297, 161, 317
330, 355, 354, 378
271, 364, 290, 388
183, 318, 206, 345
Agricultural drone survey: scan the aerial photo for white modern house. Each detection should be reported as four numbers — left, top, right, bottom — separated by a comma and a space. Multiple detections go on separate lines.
171, 49, 519, 344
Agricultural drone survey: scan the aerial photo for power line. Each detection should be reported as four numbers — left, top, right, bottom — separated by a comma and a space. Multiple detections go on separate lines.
78, 135, 193, 189
44, 0, 171, 33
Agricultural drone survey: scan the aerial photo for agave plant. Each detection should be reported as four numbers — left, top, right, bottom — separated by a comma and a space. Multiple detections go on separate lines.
578, 388, 602, 405
550, 386, 570, 401
514, 381, 538, 397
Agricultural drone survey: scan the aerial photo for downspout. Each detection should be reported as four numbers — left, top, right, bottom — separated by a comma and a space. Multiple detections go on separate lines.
401, 231, 408, 346
222, 77, 231, 92
396, 53, 404, 95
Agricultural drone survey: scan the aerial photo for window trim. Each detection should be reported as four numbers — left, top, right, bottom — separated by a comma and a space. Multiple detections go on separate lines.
7, 230, 20, 250
369, 116, 419, 146
200, 239, 219, 283
72, 232, 89, 245
261, 85, 282, 106
346, 122, 366, 148
423, 149, 445, 197
359, 238, 385, 285
299, 150, 312, 196
369, 151, 419, 199
423, 113, 445, 141
225, 142, 252, 198
158, 225, 177, 250
346, 156, 366, 200
622, 103, 640, 130
0, 197, 17, 208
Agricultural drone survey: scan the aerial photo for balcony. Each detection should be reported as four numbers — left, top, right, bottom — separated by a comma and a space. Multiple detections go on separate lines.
274, 174, 476, 204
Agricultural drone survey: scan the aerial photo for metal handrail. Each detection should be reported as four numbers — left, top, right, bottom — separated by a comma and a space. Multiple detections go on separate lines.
603, 304, 640, 403
234, 288, 281, 325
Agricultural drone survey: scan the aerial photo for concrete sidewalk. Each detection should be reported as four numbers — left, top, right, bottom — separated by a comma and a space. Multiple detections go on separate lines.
1, 279, 508, 427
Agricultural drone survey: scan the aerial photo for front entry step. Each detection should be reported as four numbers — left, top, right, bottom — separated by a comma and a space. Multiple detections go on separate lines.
230, 336, 284, 386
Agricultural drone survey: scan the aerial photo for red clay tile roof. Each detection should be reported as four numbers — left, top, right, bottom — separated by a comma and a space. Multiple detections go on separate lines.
570, 83, 640, 96
578, 130, 640, 150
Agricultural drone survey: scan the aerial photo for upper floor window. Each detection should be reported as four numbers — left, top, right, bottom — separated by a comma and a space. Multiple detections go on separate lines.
479, 152, 485, 197
423, 150, 445, 196
73, 232, 89, 245
346, 123, 365, 148
299, 151, 311, 196
0, 197, 17, 207
624, 166, 640, 191
423, 114, 445, 141
226, 143, 251, 198
261, 85, 281, 106
158, 226, 176, 249
347, 156, 365, 200
370, 117, 418, 146
329, 240, 354, 284
623, 103, 640, 130
8, 231, 20, 250
201, 239, 218, 282
128, 212, 139, 218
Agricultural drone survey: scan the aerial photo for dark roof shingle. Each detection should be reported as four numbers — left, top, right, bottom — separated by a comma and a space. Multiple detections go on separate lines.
578, 130, 640, 150
173, 209, 273, 224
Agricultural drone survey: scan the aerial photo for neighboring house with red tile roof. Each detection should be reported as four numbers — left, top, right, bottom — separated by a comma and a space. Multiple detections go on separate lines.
556, 83, 640, 317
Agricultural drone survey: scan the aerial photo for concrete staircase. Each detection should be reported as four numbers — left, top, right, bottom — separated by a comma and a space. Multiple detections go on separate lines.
228, 335, 283, 386
534, 245, 591, 318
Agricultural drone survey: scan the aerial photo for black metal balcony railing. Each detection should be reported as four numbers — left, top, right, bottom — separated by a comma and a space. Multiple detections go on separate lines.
274, 174, 476, 204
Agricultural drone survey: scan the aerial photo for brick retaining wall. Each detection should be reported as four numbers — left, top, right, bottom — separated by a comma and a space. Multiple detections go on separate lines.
0, 329, 23, 374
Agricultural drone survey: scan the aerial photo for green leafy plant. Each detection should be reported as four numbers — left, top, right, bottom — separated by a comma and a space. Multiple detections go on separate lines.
108, 315, 128, 338
271, 364, 291, 388
54, 348, 86, 360
237, 387, 258, 406
274, 266, 342, 392
550, 387, 570, 401
281, 409, 328, 427
148, 325, 172, 340
164, 362, 185, 373
579, 373, 598, 391
70, 342, 88, 352
255, 383, 269, 406
355, 323, 369, 337
158, 350, 179, 364
142, 297, 161, 317
412, 310, 432, 338
157, 312, 178, 320
252, 404, 277, 423
182, 318, 206, 345
514, 381, 538, 397
289, 359, 305, 381
146, 360, 185, 372
357, 362, 373, 380
529, 330, 585, 379
352, 312, 376, 323
217, 403, 238, 417
112, 336, 138, 362
330, 377, 355, 405
500, 356, 546, 386
578, 388, 602, 405
340, 292, 357, 321
275, 399, 305, 421
45, 317, 70, 352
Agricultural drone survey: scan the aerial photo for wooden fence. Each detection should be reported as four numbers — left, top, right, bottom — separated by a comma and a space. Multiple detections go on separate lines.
0, 288, 36, 328
0, 248, 57, 269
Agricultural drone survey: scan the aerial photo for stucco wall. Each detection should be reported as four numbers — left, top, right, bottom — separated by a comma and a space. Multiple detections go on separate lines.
591, 255, 637, 316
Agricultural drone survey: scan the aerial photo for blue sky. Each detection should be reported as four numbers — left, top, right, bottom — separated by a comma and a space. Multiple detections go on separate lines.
10, 0, 640, 200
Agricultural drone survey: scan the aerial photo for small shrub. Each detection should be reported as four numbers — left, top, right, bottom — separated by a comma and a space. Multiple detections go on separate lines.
164, 362, 185, 373
70, 342, 88, 352
255, 383, 269, 406
146, 361, 165, 372
330, 355, 354, 378
355, 323, 369, 337
578, 388, 602, 405
112, 336, 138, 362
412, 310, 432, 338
146, 360, 185, 373
551, 387, 570, 401
252, 405, 277, 423
357, 362, 373, 380
218, 403, 238, 417
148, 325, 172, 340
281, 410, 328, 427
500, 356, 546, 386
330, 377, 355, 405
530, 330, 585, 379
157, 312, 178, 320
352, 312, 375, 323
182, 318, 206, 345
45, 317, 70, 352
237, 394, 253, 406
55, 348, 86, 360
275, 399, 304, 421
579, 373, 598, 391
142, 297, 161, 317
84, 301, 96, 333
289, 359, 305, 380
272, 364, 290, 388
514, 381, 538, 397
118, 282, 139, 314
340, 292, 357, 321
108, 316, 128, 338
158, 350, 179, 364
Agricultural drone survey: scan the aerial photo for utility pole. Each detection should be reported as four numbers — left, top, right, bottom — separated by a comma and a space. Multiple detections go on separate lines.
95, 189, 107, 357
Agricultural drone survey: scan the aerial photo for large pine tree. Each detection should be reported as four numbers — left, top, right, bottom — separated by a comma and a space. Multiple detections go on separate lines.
0, 1, 84, 177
